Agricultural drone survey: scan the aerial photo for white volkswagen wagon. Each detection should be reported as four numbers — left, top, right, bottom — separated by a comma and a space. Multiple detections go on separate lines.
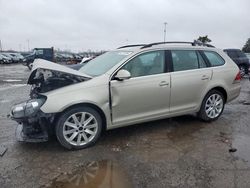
10, 42, 241, 149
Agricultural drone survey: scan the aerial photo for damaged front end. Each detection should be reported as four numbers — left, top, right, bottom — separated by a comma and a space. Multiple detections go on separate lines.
28, 68, 89, 98
10, 97, 53, 142
9, 59, 91, 142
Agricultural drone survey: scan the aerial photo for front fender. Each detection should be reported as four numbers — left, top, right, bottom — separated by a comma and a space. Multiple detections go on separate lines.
40, 83, 112, 126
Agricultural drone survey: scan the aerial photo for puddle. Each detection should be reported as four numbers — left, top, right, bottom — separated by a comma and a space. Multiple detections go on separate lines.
232, 134, 250, 164
48, 160, 132, 188
3, 79, 22, 82
166, 116, 204, 142
0, 84, 27, 91
0, 99, 10, 103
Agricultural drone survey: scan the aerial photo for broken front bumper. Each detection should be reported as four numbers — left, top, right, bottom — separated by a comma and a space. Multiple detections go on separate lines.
9, 110, 54, 143
9, 97, 55, 142
16, 123, 49, 142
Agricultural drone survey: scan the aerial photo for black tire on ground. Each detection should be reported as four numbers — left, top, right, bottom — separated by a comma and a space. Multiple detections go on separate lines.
56, 106, 103, 150
27, 63, 33, 70
198, 90, 225, 122
239, 65, 248, 77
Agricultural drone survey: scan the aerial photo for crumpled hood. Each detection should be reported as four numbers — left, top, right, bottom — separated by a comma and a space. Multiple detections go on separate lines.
27, 59, 92, 97
28, 59, 91, 84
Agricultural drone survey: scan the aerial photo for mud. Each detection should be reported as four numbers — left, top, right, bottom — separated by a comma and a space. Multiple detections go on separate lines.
232, 134, 250, 165
47, 160, 132, 188
0, 64, 250, 188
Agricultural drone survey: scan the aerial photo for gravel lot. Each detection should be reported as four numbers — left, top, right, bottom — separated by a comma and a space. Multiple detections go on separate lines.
0, 64, 250, 188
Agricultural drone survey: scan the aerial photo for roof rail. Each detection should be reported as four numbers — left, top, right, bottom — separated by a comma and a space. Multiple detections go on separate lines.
117, 44, 146, 49
140, 41, 195, 49
140, 41, 215, 49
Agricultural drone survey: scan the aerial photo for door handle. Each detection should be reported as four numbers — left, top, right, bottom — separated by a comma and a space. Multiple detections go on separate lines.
201, 75, 209, 80
159, 81, 169, 86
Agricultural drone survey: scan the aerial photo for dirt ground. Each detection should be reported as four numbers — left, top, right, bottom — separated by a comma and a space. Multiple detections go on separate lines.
0, 64, 250, 188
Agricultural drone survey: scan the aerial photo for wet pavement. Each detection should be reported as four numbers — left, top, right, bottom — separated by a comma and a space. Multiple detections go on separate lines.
0, 64, 250, 188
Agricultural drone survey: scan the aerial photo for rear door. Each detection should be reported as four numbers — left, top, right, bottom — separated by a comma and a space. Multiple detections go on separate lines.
169, 50, 212, 113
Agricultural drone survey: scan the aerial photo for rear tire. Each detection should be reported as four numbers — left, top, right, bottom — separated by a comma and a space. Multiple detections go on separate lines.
56, 106, 102, 150
198, 90, 225, 122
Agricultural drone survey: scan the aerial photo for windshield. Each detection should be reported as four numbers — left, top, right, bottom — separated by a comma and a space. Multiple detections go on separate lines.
79, 51, 132, 76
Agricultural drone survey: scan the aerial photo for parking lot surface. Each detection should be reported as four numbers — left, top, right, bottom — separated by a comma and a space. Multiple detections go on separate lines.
0, 64, 250, 188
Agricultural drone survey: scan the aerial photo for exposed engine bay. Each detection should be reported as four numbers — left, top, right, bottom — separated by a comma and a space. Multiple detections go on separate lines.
28, 68, 90, 98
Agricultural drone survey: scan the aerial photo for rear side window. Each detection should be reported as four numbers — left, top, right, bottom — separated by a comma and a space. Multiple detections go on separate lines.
171, 50, 199, 72
204, 51, 225, 66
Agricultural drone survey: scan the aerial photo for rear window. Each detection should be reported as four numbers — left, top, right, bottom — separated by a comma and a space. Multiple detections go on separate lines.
204, 51, 225, 66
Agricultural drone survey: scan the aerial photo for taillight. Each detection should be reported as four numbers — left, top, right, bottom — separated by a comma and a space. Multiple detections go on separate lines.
234, 71, 241, 82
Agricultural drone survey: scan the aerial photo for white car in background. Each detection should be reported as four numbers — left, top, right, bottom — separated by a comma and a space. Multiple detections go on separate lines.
0, 53, 12, 64
9, 53, 24, 62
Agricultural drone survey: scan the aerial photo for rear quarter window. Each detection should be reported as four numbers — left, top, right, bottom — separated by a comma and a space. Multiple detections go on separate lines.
204, 51, 225, 67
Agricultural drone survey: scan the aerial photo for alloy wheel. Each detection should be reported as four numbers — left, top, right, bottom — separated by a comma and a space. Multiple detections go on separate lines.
205, 94, 223, 119
63, 112, 98, 146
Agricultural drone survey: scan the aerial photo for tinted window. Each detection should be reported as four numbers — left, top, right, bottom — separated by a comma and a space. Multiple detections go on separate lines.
36, 50, 43, 55
204, 51, 225, 66
123, 51, 165, 77
171, 50, 199, 72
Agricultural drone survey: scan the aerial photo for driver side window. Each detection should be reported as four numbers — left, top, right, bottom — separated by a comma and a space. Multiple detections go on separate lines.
122, 51, 165, 78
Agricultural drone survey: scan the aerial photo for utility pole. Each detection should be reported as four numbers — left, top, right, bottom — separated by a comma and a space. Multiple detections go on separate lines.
19, 44, 22, 52
27, 39, 30, 51
0, 39, 2, 51
164, 22, 167, 42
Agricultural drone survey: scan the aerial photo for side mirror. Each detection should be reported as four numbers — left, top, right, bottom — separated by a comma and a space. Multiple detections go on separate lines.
115, 69, 131, 81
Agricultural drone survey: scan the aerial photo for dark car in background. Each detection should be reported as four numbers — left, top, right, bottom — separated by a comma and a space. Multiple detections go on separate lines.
23, 47, 54, 69
223, 49, 249, 76
245, 53, 250, 59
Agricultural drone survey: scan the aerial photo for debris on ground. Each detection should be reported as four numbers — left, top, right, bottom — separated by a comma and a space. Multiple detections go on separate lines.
219, 132, 231, 144
0, 145, 7, 156
229, 148, 237, 153
111, 147, 122, 152
243, 101, 250, 105
238, 100, 250, 105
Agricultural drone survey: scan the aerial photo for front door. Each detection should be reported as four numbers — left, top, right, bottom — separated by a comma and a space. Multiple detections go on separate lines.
110, 50, 171, 126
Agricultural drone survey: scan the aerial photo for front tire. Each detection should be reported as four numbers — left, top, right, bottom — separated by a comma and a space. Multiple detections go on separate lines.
198, 90, 225, 122
56, 106, 102, 150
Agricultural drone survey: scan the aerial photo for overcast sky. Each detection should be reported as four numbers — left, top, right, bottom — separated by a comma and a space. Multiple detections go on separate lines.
0, 0, 249, 52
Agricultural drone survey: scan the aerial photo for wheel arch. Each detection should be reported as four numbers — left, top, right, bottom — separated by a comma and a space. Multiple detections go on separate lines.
210, 86, 228, 102
54, 102, 107, 131
202, 86, 228, 105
